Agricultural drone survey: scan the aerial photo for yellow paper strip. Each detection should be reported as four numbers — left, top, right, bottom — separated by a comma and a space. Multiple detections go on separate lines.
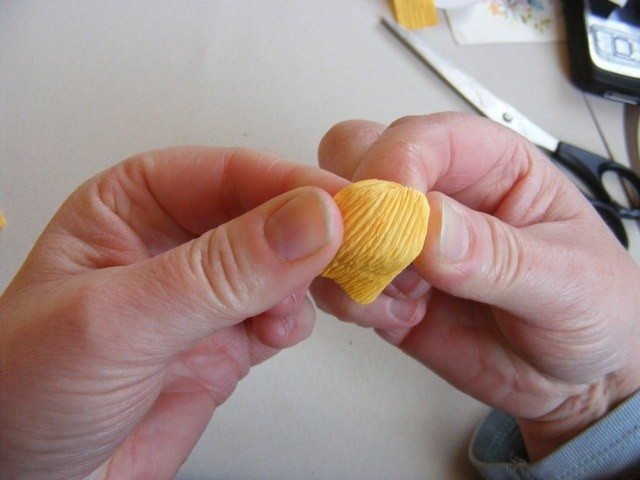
320, 180, 429, 304
0, 211, 6, 229
392, 0, 438, 30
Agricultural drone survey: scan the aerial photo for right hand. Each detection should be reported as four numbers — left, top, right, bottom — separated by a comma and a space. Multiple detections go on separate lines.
311, 112, 640, 460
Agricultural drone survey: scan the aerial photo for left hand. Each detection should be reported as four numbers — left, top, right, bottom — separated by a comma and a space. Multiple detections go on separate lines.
0, 147, 344, 479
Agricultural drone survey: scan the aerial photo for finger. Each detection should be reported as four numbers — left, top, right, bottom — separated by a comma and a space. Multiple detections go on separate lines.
132, 147, 348, 234
351, 112, 579, 224
382, 293, 579, 419
102, 389, 217, 480
51, 147, 350, 260
311, 277, 426, 330
252, 295, 316, 349
104, 292, 318, 477
318, 120, 386, 179
383, 267, 431, 300
263, 287, 308, 318
95, 187, 343, 357
415, 192, 615, 320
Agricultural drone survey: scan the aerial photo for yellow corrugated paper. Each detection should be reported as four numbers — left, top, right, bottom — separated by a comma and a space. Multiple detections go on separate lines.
321, 179, 430, 304
392, 0, 438, 29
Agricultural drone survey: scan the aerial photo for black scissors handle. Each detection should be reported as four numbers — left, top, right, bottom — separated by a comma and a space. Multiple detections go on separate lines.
589, 197, 629, 248
553, 142, 640, 220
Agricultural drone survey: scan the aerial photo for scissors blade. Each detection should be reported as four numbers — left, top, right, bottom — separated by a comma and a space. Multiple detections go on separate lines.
624, 104, 640, 172
381, 16, 560, 153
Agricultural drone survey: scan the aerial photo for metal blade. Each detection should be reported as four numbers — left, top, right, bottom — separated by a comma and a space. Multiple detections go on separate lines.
624, 104, 640, 172
382, 16, 560, 152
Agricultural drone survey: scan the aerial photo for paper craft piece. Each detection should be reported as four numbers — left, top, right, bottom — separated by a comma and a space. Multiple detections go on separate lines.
446, 0, 565, 45
392, 0, 439, 29
321, 180, 429, 304
0, 211, 6, 229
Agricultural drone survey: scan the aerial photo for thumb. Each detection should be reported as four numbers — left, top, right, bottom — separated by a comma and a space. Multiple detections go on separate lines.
104, 187, 343, 354
415, 192, 580, 317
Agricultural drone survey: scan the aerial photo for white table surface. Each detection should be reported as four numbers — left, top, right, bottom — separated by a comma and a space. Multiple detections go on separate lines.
1, 2, 638, 479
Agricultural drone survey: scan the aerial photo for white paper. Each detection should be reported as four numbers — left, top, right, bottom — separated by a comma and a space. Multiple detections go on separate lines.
446, 0, 566, 45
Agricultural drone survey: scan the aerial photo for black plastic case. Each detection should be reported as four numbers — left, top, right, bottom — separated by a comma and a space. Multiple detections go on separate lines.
563, 0, 640, 105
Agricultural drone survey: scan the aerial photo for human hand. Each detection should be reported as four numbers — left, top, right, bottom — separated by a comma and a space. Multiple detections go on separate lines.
0, 147, 344, 480
311, 113, 640, 460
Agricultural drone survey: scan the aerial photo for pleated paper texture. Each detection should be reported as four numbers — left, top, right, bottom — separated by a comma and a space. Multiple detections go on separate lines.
321, 179, 430, 304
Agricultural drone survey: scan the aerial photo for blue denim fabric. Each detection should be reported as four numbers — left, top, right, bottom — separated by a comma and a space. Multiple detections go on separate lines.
470, 390, 640, 479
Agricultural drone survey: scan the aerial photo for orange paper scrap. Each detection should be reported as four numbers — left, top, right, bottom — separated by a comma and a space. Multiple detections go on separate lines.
392, 0, 438, 29
0, 211, 6, 229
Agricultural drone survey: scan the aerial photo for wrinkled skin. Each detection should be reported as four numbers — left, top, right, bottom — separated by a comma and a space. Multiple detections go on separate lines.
2, 113, 640, 480
0, 147, 345, 480
311, 113, 640, 460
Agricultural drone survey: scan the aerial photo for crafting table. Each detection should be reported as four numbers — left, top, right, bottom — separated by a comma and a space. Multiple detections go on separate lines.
1, 2, 638, 479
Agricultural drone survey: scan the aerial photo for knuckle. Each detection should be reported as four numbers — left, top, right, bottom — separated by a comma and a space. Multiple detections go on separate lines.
388, 115, 423, 129
188, 227, 258, 318
485, 218, 529, 292
319, 121, 351, 148
318, 121, 359, 170
45, 279, 120, 357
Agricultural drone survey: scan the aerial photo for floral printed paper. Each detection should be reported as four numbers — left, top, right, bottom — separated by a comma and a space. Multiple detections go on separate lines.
446, 0, 566, 45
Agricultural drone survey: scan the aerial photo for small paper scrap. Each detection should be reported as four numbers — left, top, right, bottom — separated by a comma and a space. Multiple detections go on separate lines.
392, 0, 438, 29
0, 211, 6, 229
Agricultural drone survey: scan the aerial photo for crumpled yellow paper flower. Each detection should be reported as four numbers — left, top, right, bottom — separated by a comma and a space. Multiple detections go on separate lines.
321, 179, 429, 304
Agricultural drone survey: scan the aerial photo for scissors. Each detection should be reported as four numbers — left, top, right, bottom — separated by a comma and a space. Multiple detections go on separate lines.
382, 16, 640, 248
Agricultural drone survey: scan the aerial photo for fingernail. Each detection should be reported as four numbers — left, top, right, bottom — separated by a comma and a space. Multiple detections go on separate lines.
279, 315, 295, 336
439, 200, 470, 263
389, 299, 420, 323
265, 190, 333, 261
387, 269, 431, 300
